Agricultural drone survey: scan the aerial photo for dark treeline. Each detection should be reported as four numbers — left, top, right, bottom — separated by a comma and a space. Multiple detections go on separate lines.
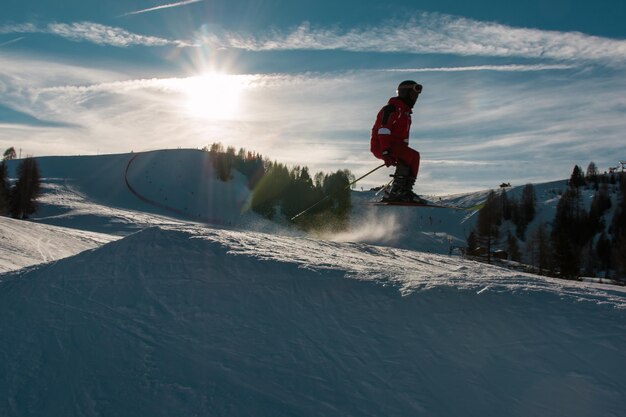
204, 143, 265, 187
469, 162, 626, 283
204, 143, 354, 231
1, 149, 42, 220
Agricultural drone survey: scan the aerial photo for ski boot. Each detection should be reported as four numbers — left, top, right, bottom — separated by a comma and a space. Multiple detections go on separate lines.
382, 165, 408, 202
382, 164, 427, 204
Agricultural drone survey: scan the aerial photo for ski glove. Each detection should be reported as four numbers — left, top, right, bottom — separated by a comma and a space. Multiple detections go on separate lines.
381, 149, 396, 167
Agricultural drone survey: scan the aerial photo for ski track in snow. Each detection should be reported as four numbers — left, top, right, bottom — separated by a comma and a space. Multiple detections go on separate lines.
0, 216, 118, 273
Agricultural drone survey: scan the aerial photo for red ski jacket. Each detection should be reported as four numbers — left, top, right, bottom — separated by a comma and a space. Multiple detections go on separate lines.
370, 97, 413, 160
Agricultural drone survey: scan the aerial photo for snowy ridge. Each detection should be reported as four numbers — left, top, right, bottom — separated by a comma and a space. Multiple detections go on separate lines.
1, 226, 625, 417
193, 226, 626, 308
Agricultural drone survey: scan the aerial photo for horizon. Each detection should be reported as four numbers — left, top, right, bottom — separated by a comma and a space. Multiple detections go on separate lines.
1, 0, 626, 194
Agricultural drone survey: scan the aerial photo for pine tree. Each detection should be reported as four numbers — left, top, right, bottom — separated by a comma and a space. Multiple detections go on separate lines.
569, 165, 586, 188
0, 161, 10, 215
586, 161, 599, 183
466, 231, 478, 256
610, 174, 626, 281
250, 162, 290, 219
506, 231, 521, 262
2, 147, 16, 161
475, 190, 501, 263
536, 223, 553, 275
613, 239, 626, 283
526, 222, 553, 275
322, 170, 353, 215
500, 188, 512, 221
206, 143, 227, 181
282, 166, 320, 221
551, 187, 588, 278
520, 184, 536, 223
588, 184, 611, 235
225, 146, 237, 178
9, 157, 41, 219
596, 232, 612, 277
514, 184, 536, 239
274, 167, 353, 230
235, 149, 265, 188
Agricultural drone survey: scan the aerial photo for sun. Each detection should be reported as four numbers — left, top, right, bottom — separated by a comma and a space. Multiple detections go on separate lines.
183, 73, 246, 120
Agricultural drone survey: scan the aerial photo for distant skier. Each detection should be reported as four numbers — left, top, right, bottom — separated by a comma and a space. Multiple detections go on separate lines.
370, 80, 426, 203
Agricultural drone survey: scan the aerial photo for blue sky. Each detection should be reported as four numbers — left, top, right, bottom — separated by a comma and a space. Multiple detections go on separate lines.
1, 0, 626, 193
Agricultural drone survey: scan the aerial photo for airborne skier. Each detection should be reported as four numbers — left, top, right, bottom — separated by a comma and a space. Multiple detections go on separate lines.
370, 80, 426, 204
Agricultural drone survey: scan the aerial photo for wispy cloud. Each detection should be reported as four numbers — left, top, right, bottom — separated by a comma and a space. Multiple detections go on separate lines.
0, 22, 189, 47
383, 64, 576, 73
198, 13, 626, 66
424, 159, 498, 166
121, 0, 204, 17
0, 36, 25, 47
4, 13, 625, 66
48, 22, 180, 46
0, 103, 76, 128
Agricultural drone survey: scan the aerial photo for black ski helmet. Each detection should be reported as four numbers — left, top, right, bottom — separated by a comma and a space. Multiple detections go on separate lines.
397, 80, 423, 98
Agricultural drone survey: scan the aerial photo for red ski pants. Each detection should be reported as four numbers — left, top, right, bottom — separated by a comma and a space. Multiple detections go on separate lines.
386, 141, 420, 178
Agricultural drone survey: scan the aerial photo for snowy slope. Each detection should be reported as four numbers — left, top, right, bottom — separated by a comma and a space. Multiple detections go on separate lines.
347, 190, 478, 253
9, 149, 480, 253
1, 150, 626, 417
30, 176, 191, 235
0, 216, 117, 273
1, 226, 625, 417
6, 149, 253, 229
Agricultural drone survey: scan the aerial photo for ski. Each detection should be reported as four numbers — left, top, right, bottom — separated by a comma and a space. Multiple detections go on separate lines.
367, 201, 470, 210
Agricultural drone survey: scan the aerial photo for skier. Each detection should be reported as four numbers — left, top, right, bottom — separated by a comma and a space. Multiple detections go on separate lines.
370, 80, 426, 203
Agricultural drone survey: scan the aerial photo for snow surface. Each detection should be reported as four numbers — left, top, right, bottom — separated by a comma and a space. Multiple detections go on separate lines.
1, 149, 625, 417
0, 216, 117, 273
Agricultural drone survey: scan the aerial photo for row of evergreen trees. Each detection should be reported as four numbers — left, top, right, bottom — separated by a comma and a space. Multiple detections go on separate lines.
468, 163, 626, 282
0, 148, 42, 219
204, 143, 265, 186
550, 166, 625, 279
203, 143, 354, 231
468, 184, 536, 263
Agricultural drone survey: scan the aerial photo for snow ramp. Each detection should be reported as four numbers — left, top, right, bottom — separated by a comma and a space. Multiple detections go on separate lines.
1, 226, 625, 417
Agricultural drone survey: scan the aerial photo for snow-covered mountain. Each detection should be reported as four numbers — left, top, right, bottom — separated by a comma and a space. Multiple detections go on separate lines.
1, 150, 625, 417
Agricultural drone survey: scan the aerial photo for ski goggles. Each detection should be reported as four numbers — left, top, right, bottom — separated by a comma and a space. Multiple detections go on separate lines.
398, 83, 423, 94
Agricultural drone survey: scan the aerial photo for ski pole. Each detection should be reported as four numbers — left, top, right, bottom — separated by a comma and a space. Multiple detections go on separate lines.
290, 163, 386, 221
375, 177, 394, 197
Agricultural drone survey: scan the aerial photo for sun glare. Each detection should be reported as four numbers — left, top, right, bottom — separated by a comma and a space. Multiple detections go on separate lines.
183, 73, 246, 120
